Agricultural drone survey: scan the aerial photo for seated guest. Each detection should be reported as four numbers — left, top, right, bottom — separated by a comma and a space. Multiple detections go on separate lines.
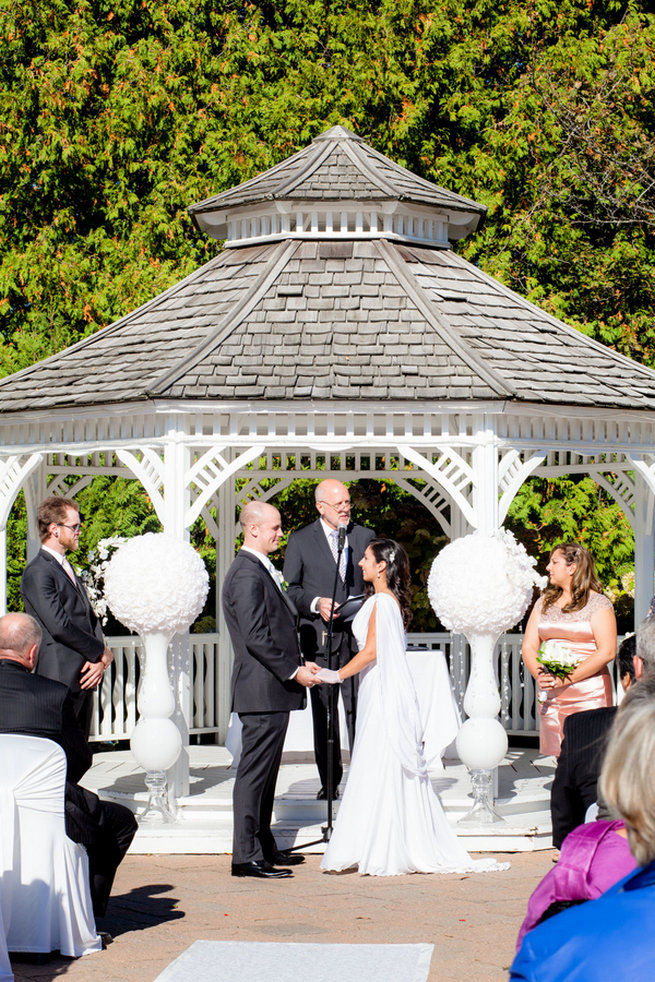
550, 628, 651, 848
0, 612, 137, 924
511, 672, 655, 979
516, 818, 636, 950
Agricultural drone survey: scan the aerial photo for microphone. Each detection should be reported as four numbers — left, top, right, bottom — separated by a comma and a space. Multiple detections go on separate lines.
337, 523, 347, 551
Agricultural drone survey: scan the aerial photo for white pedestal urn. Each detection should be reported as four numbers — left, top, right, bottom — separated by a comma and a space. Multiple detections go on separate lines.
428, 530, 544, 825
104, 533, 209, 824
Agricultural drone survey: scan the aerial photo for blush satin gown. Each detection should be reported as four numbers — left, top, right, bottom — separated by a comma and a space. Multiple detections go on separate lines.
536, 592, 614, 757
320, 593, 508, 876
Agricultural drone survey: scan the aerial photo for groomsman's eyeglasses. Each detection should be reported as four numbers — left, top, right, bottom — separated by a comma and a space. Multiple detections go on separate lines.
56, 522, 83, 533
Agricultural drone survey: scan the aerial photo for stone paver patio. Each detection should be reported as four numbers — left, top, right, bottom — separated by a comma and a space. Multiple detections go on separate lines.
9, 851, 554, 982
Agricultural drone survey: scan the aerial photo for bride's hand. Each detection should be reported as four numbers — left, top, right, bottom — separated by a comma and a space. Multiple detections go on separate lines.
315, 668, 342, 684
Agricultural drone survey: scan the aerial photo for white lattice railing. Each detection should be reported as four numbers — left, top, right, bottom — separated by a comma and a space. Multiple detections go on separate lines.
88, 634, 222, 743
91, 631, 624, 744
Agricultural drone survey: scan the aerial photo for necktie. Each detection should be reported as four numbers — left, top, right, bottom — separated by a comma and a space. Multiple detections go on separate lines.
330, 530, 346, 582
267, 560, 283, 591
61, 556, 77, 585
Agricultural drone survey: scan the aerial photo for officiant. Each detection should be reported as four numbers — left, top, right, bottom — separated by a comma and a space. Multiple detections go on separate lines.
283, 479, 375, 799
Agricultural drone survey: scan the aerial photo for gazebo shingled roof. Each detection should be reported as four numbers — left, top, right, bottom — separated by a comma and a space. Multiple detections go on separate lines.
2, 122, 655, 413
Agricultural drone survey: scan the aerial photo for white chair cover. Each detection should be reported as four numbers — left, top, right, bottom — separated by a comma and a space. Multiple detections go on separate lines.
0, 885, 13, 982
0, 735, 101, 958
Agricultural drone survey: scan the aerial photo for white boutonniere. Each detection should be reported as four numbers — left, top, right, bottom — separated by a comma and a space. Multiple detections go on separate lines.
536, 640, 582, 703
273, 569, 289, 591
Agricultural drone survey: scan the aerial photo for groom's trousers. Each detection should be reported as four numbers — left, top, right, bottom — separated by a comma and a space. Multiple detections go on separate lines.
233, 711, 289, 864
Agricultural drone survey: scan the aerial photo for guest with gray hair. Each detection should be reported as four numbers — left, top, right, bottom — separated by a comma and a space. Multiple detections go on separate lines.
635, 614, 655, 673
512, 673, 655, 979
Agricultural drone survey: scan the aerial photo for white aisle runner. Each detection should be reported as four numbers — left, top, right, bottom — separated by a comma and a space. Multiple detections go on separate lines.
154, 940, 434, 982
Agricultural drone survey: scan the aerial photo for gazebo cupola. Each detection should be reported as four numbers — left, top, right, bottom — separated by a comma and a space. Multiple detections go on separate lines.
188, 125, 485, 250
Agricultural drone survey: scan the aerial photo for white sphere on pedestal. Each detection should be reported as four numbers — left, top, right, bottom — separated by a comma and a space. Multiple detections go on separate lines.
428, 529, 545, 824
103, 533, 210, 822
131, 717, 182, 772
456, 717, 508, 771
103, 533, 209, 636
427, 529, 544, 636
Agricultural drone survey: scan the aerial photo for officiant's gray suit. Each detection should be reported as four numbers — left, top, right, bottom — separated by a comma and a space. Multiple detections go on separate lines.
283, 519, 374, 789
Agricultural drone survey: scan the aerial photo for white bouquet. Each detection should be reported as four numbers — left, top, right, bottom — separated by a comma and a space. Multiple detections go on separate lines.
536, 640, 582, 702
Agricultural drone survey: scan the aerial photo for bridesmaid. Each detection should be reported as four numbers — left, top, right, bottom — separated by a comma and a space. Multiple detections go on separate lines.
522, 543, 616, 757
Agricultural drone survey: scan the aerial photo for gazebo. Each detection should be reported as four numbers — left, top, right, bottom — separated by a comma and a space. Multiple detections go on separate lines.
2, 124, 655, 796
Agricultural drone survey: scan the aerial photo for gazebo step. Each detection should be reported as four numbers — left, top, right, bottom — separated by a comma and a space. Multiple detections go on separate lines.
86, 746, 556, 855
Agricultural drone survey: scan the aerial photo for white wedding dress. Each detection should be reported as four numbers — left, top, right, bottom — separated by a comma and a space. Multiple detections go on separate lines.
321, 593, 508, 876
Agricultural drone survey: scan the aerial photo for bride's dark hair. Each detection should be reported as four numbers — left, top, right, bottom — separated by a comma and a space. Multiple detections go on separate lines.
363, 537, 412, 628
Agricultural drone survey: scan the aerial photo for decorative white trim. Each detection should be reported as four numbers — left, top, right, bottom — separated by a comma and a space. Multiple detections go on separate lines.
0, 453, 43, 526
398, 444, 476, 527
116, 448, 166, 521
498, 450, 547, 524
186, 445, 265, 527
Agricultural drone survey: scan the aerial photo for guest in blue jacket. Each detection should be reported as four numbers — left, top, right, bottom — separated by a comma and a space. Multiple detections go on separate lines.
511, 672, 655, 980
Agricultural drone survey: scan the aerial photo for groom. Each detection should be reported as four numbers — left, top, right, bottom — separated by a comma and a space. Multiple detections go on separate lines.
222, 501, 320, 879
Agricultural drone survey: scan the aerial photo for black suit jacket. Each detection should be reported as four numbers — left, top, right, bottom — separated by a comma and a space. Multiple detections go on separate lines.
222, 549, 305, 714
21, 548, 105, 692
283, 520, 375, 659
0, 658, 103, 846
550, 706, 617, 849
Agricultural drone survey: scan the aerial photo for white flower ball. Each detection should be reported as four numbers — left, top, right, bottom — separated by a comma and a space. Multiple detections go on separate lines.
104, 533, 209, 635
428, 529, 545, 636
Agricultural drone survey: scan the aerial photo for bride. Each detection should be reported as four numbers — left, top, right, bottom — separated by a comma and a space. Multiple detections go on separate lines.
320, 537, 508, 876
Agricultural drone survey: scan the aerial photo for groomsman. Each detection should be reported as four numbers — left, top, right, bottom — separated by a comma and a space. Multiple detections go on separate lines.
222, 501, 320, 879
283, 479, 375, 798
21, 497, 113, 735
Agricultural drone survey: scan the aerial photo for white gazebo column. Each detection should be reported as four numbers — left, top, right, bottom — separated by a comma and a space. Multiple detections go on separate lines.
470, 417, 501, 534
448, 502, 472, 705
216, 477, 236, 741
633, 472, 655, 623
23, 460, 48, 562
462, 419, 506, 814
0, 454, 46, 613
162, 435, 193, 800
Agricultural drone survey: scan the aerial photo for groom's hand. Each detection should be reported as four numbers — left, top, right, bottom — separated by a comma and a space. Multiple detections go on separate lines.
296, 664, 321, 687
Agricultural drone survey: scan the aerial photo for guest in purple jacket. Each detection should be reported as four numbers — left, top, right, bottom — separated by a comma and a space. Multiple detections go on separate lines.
511, 674, 655, 980
516, 818, 635, 950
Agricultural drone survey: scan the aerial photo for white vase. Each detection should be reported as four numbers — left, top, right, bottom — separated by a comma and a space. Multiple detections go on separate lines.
130, 631, 182, 823
457, 631, 508, 825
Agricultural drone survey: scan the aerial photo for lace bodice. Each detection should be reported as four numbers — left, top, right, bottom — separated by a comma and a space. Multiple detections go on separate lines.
537, 591, 613, 654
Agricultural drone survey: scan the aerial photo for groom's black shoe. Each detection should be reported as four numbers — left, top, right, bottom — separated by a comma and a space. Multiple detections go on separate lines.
267, 850, 305, 866
231, 860, 293, 879
316, 786, 340, 800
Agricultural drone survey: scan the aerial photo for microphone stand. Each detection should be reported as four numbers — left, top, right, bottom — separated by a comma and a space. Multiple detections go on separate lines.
322, 539, 344, 840
286, 531, 345, 850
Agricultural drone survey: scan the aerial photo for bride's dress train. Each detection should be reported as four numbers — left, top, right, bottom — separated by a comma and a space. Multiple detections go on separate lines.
321, 593, 508, 875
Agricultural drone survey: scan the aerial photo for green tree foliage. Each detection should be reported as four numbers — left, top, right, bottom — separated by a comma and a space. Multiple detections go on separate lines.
506, 475, 635, 631
0, 1, 652, 373
1, 1, 652, 625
